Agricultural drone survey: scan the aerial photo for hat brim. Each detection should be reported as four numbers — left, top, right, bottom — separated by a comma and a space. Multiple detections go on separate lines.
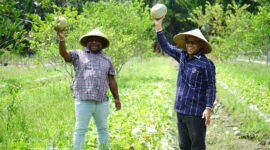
173, 33, 212, 54
79, 36, 109, 49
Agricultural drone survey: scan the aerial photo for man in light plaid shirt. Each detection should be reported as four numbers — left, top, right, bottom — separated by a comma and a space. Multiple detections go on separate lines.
55, 28, 121, 150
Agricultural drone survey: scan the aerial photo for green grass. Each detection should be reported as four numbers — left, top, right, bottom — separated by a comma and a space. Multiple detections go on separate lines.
0, 64, 70, 96
0, 64, 83, 149
216, 61, 270, 147
0, 64, 63, 82
0, 57, 179, 149
216, 61, 270, 89
216, 61, 270, 115
1, 57, 270, 149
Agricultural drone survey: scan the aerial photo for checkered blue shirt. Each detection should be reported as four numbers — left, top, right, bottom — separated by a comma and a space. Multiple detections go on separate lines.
68, 48, 115, 101
157, 30, 216, 116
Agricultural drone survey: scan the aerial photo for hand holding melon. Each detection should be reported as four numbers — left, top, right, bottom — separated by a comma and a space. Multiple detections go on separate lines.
53, 17, 67, 39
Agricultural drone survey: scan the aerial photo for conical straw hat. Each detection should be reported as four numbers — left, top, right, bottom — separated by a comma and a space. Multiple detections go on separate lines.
173, 29, 212, 54
79, 29, 110, 49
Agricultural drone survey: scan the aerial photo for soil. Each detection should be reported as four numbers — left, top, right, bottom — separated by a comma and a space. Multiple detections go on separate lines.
206, 100, 264, 150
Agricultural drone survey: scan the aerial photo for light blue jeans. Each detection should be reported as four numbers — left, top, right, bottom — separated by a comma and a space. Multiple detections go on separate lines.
73, 100, 110, 150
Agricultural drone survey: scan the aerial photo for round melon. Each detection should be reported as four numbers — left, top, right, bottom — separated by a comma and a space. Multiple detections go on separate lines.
151, 4, 167, 19
54, 17, 67, 29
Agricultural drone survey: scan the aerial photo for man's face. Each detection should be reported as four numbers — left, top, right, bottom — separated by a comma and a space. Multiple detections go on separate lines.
186, 36, 203, 58
87, 37, 103, 52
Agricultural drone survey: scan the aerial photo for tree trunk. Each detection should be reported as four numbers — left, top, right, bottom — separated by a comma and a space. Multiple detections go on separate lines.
62, 0, 66, 7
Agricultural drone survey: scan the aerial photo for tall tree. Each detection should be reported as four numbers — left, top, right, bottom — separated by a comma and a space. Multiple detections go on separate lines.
0, 0, 27, 55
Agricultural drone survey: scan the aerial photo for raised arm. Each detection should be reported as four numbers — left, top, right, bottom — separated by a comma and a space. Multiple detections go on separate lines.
153, 16, 182, 61
55, 28, 71, 61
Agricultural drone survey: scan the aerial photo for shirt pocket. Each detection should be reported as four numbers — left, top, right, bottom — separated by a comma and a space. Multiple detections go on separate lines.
80, 57, 93, 71
187, 67, 202, 86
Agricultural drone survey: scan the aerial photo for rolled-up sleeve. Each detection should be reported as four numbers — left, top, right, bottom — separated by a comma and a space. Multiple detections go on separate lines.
108, 61, 115, 76
64, 50, 79, 64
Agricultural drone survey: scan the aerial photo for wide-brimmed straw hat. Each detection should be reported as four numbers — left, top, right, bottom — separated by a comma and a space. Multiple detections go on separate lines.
79, 29, 110, 49
173, 29, 212, 54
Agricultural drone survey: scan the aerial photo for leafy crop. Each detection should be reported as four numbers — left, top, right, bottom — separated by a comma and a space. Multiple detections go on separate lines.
216, 62, 270, 116
216, 61, 270, 145
0, 57, 179, 149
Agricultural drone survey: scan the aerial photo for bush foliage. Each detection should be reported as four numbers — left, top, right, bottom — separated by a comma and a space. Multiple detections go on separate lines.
188, 1, 270, 63
28, 0, 154, 73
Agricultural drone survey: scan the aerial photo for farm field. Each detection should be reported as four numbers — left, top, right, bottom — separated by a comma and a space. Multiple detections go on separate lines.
1, 0, 270, 149
0, 57, 269, 149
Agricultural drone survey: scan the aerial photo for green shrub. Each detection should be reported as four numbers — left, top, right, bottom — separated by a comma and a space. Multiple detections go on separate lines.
28, 0, 155, 73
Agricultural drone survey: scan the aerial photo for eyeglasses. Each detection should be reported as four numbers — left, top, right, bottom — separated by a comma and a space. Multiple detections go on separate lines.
185, 40, 199, 45
89, 38, 102, 42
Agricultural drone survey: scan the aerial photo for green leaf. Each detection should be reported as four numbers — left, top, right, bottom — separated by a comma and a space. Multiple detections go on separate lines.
8, 44, 14, 49
0, 51, 4, 56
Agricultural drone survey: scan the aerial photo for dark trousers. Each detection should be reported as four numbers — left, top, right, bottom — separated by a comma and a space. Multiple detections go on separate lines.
177, 113, 206, 150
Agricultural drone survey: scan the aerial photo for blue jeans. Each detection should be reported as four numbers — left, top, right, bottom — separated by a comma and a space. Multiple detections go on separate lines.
73, 100, 110, 150
177, 113, 206, 150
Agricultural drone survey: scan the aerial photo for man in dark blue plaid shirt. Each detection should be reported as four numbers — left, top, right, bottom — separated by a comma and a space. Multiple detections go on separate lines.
153, 16, 216, 150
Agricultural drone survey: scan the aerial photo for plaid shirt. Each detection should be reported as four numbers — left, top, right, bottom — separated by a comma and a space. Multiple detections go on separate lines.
157, 30, 216, 116
68, 48, 115, 101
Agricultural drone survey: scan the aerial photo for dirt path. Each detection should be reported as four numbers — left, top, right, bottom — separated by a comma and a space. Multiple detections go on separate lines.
207, 100, 264, 150
235, 58, 268, 66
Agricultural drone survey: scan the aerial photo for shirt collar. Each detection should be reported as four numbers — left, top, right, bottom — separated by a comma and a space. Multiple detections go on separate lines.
83, 47, 90, 52
83, 47, 102, 54
184, 50, 203, 59
194, 51, 202, 59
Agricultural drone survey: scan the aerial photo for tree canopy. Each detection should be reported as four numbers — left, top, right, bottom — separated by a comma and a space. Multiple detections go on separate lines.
0, 0, 269, 65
